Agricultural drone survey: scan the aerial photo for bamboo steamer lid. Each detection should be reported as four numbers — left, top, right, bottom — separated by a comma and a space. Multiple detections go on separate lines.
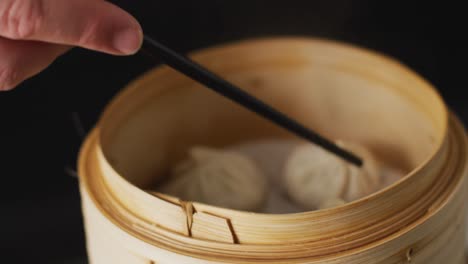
78, 38, 468, 263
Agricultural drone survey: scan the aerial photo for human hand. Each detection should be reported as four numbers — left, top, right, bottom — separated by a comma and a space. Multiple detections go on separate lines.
0, 0, 143, 91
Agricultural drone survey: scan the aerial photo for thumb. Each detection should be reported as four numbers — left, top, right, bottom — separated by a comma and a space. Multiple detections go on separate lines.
0, 0, 143, 55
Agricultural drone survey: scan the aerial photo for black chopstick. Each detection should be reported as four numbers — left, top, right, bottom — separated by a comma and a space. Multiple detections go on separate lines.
140, 35, 363, 167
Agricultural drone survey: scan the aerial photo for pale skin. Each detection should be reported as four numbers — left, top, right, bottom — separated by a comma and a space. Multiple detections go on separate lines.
0, 0, 143, 91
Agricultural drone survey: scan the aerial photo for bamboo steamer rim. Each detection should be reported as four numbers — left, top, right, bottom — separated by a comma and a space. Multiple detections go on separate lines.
102, 36, 449, 190
78, 38, 468, 262
99, 36, 449, 213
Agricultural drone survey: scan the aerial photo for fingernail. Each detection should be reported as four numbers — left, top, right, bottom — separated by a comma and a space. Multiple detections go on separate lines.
113, 27, 142, 54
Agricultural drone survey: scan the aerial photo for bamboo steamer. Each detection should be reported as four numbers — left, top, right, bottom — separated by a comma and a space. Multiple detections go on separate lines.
78, 38, 468, 263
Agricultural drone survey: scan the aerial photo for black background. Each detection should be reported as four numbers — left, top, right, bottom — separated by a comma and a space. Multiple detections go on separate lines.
0, 1, 465, 263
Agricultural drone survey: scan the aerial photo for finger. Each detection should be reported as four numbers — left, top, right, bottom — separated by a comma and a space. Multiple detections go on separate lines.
0, 0, 142, 55
0, 36, 69, 91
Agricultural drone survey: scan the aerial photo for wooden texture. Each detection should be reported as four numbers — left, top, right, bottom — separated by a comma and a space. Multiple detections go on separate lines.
78, 38, 467, 263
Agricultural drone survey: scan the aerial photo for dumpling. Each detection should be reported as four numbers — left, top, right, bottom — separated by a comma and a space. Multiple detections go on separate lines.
160, 146, 268, 211
284, 144, 348, 210
284, 141, 381, 211
336, 141, 380, 202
